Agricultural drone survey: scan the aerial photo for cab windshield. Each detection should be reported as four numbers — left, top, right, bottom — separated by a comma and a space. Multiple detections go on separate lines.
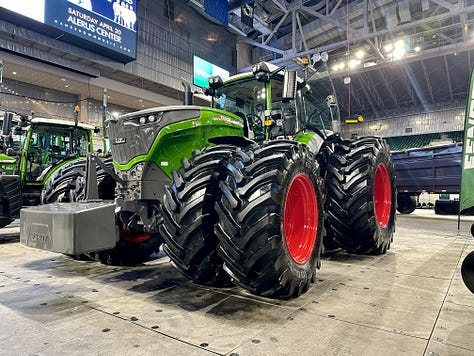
297, 72, 340, 135
212, 77, 267, 118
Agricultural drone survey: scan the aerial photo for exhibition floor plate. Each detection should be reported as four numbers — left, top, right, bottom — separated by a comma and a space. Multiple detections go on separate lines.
0, 210, 473, 355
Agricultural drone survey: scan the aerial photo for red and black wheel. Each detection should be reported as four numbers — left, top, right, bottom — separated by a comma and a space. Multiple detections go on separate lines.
91, 217, 162, 265
216, 141, 324, 298
325, 136, 396, 254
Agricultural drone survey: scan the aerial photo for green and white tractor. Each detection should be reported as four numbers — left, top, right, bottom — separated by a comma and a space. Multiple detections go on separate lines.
0, 112, 104, 228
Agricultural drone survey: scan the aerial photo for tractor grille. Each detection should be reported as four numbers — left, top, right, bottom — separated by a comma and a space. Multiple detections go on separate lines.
107, 108, 200, 165
107, 120, 161, 165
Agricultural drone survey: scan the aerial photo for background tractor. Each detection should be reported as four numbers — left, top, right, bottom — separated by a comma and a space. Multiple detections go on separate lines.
22, 62, 396, 299
0, 111, 105, 228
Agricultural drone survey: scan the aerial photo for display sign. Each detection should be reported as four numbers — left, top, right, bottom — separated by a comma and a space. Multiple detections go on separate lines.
460, 68, 474, 213
193, 55, 229, 88
0, 0, 137, 61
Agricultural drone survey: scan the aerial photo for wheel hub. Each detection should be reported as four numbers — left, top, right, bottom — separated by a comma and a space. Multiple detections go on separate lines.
374, 163, 392, 228
283, 174, 318, 264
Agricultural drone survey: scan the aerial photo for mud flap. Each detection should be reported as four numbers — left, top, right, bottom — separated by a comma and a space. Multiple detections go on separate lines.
20, 202, 118, 255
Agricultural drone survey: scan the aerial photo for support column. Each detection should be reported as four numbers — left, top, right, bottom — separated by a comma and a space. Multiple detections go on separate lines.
78, 94, 89, 124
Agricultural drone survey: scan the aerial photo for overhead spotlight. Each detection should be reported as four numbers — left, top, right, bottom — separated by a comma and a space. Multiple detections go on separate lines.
311, 51, 329, 65
393, 47, 406, 59
311, 52, 321, 63
394, 39, 405, 49
348, 59, 361, 69
384, 43, 393, 53
355, 49, 365, 59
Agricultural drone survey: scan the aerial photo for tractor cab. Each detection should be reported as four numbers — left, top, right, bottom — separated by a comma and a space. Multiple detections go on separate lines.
19, 118, 96, 185
207, 62, 340, 144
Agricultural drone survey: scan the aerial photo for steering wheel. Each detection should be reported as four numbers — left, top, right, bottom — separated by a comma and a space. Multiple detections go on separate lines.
306, 109, 330, 139
246, 114, 263, 130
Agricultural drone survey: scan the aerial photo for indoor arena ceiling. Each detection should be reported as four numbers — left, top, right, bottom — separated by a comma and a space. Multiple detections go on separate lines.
190, 0, 474, 119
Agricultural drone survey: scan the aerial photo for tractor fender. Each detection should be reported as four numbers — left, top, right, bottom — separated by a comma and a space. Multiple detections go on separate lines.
208, 135, 256, 148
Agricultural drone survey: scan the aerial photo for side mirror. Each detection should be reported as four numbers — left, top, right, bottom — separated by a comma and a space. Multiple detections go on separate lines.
326, 94, 337, 107
282, 71, 297, 101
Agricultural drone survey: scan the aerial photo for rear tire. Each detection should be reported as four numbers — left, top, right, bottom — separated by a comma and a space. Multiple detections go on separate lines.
216, 141, 324, 298
159, 145, 237, 287
325, 136, 396, 255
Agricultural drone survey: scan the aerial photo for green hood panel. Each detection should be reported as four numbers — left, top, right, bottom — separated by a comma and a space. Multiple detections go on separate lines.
112, 107, 244, 177
0, 154, 17, 175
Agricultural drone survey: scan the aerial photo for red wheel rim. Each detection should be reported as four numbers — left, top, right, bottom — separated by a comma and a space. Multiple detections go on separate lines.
374, 163, 392, 228
119, 225, 152, 243
283, 174, 318, 264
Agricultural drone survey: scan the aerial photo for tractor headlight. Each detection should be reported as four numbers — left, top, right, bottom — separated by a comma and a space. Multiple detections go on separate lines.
148, 115, 155, 123
139, 116, 147, 124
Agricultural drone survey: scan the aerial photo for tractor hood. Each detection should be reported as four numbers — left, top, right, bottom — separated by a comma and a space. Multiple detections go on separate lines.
0, 153, 17, 175
108, 105, 243, 167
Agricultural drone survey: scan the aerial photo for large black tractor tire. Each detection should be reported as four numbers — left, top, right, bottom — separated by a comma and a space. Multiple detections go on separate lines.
159, 145, 238, 287
397, 194, 416, 214
216, 141, 324, 298
41, 157, 116, 261
462, 250, 474, 294
41, 158, 116, 203
325, 136, 396, 255
0, 217, 14, 229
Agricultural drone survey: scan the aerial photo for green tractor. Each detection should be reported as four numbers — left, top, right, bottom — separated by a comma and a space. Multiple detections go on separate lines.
0, 112, 105, 228
21, 62, 396, 299
159, 62, 396, 298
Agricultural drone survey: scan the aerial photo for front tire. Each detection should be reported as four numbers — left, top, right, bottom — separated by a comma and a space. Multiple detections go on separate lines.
325, 136, 396, 254
90, 217, 162, 266
159, 145, 237, 287
41, 157, 117, 261
216, 141, 324, 298
41, 158, 115, 203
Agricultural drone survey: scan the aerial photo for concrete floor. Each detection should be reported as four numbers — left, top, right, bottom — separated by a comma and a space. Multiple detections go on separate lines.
0, 210, 473, 356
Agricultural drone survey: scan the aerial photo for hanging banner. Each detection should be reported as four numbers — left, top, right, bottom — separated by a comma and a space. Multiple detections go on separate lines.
204, 0, 228, 25
460, 69, 474, 213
